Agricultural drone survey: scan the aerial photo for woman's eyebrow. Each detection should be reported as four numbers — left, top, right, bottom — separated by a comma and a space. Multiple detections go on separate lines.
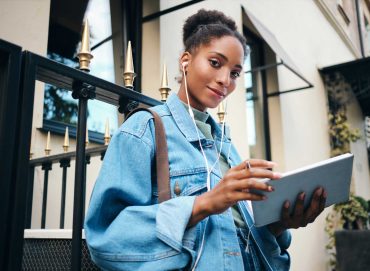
209, 51, 243, 69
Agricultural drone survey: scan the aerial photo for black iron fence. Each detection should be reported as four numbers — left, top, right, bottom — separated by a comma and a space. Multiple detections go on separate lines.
0, 38, 161, 271
26, 146, 107, 230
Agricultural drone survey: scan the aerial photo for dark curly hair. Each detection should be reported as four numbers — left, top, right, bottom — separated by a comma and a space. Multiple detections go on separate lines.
183, 9, 248, 57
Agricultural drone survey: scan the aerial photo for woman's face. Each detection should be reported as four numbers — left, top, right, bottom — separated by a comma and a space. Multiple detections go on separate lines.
178, 35, 244, 111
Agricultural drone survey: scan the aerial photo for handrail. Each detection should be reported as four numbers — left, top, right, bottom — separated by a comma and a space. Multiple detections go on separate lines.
27, 145, 108, 230
29, 51, 161, 107
29, 146, 108, 167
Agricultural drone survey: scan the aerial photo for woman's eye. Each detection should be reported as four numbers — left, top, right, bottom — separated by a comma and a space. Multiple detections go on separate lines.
231, 71, 240, 79
209, 59, 220, 67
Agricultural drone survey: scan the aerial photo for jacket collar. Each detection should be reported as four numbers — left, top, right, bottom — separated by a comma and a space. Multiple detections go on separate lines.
166, 93, 231, 143
166, 93, 205, 142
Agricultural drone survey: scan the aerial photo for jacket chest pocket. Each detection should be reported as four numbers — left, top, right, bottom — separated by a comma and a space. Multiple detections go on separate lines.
151, 168, 208, 203
170, 168, 208, 198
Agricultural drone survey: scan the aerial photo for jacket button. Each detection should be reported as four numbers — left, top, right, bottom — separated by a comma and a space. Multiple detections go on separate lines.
174, 181, 181, 196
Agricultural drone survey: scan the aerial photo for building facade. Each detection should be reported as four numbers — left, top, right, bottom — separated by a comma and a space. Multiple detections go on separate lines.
1, 0, 370, 270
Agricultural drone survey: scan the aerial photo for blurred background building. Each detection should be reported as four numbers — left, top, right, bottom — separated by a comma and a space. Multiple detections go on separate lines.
1, 0, 370, 270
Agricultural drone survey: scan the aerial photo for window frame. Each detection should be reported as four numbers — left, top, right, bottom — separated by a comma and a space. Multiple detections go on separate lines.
243, 26, 272, 160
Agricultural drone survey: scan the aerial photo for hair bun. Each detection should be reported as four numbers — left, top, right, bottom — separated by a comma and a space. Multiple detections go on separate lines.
183, 9, 237, 45
182, 9, 247, 57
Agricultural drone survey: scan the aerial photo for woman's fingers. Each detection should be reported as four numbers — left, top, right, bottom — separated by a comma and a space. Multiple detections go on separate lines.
281, 189, 328, 229
235, 178, 274, 192
249, 159, 277, 168
319, 189, 327, 212
233, 190, 267, 202
281, 201, 291, 226
304, 187, 323, 223
214, 176, 274, 205
231, 167, 282, 180
232, 159, 277, 171
305, 188, 327, 223
281, 192, 306, 228
293, 192, 305, 218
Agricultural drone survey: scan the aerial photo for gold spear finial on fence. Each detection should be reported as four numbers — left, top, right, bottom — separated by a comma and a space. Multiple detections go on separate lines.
159, 63, 171, 102
217, 101, 226, 124
123, 41, 136, 88
45, 131, 51, 156
63, 127, 69, 153
104, 119, 110, 145
77, 19, 93, 71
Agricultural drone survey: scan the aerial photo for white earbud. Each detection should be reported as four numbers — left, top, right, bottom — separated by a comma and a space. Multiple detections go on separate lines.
182, 61, 188, 72
182, 61, 194, 118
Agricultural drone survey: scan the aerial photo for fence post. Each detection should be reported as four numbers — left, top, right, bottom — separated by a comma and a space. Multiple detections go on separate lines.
59, 158, 71, 229
0, 39, 23, 271
71, 81, 95, 271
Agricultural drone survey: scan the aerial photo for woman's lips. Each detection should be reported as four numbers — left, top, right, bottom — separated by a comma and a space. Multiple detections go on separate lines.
207, 86, 225, 98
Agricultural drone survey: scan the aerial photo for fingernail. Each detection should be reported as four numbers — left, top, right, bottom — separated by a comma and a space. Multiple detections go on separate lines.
263, 196, 268, 200
300, 192, 305, 200
268, 186, 275, 192
273, 172, 283, 178
318, 187, 323, 196
284, 201, 290, 208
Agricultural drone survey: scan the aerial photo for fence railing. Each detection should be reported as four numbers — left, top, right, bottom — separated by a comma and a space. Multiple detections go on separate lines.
0, 38, 161, 271
26, 146, 107, 230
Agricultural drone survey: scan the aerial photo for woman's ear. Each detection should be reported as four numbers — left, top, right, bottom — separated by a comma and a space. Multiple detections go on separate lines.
180, 52, 191, 72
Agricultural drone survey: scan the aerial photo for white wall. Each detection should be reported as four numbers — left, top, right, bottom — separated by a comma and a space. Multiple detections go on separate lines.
0, 0, 51, 156
0, 0, 50, 54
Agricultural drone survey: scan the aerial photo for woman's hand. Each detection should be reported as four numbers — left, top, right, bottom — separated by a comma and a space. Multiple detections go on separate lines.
188, 159, 281, 227
268, 187, 327, 236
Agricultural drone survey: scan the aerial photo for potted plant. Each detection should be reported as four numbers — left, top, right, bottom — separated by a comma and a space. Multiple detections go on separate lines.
325, 194, 370, 270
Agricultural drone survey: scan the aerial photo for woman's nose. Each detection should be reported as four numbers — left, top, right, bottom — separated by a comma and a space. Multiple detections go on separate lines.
216, 69, 230, 87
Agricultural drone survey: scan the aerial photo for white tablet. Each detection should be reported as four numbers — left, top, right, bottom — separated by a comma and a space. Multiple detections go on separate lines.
251, 153, 354, 227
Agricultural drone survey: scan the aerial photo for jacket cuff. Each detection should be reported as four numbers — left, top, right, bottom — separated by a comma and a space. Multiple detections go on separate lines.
156, 196, 197, 252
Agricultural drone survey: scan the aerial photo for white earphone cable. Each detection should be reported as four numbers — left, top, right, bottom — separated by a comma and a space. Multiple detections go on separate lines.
208, 98, 227, 174
182, 63, 228, 270
182, 65, 212, 191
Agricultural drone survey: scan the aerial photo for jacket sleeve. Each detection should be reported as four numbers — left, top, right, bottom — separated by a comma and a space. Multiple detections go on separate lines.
257, 226, 291, 270
84, 114, 198, 271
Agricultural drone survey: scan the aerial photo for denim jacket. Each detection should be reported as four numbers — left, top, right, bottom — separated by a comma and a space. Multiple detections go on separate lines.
85, 94, 291, 271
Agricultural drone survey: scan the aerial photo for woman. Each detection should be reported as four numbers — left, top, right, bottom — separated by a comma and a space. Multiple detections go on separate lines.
85, 9, 326, 271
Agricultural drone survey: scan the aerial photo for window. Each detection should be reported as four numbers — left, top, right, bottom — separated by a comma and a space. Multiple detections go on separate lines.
245, 51, 256, 147
243, 30, 267, 160
44, 0, 117, 138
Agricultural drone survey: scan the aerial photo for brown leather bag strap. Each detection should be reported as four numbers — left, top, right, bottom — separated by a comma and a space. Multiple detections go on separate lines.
125, 108, 171, 203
